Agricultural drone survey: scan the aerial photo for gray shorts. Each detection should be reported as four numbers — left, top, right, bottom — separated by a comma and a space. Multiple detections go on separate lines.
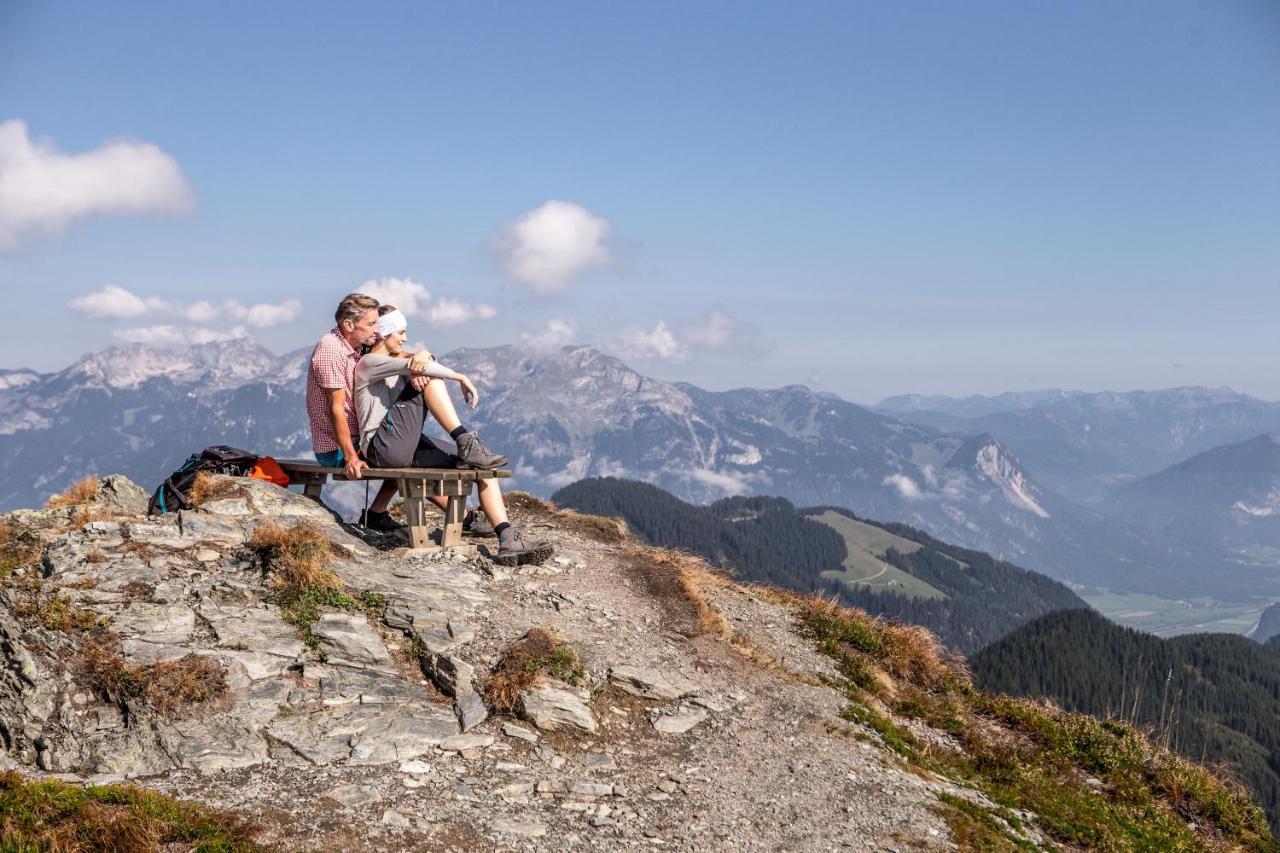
365, 385, 461, 469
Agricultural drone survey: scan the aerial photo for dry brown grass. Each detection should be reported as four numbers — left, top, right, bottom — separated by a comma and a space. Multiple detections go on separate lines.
248, 519, 341, 593
782, 592, 968, 698
83, 547, 107, 564
121, 580, 154, 602
640, 547, 733, 638
0, 519, 43, 578
504, 492, 629, 543
0, 770, 262, 851
45, 476, 101, 509
484, 628, 587, 714
187, 472, 245, 507
76, 634, 227, 716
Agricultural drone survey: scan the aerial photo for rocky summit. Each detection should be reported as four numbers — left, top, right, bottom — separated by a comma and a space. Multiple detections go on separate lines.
0, 476, 1271, 851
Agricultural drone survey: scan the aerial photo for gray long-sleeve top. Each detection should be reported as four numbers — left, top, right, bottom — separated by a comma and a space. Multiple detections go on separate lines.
354, 353, 457, 453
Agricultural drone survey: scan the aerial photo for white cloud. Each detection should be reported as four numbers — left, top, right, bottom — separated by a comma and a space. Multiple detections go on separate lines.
522, 319, 576, 352
244, 298, 302, 328
112, 325, 185, 345
678, 308, 738, 351
69, 284, 170, 319
426, 298, 496, 328
357, 277, 431, 317
676, 306, 774, 356
0, 118, 194, 252
190, 325, 248, 344
616, 321, 686, 362
490, 200, 612, 294
883, 473, 923, 499
183, 300, 218, 323
685, 468, 751, 497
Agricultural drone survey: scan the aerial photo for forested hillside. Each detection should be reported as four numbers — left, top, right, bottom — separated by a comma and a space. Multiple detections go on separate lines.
552, 478, 1082, 654
972, 608, 1280, 833
809, 508, 1087, 655
550, 477, 845, 593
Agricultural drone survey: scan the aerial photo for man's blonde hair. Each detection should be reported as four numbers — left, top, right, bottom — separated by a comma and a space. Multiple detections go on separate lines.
334, 293, 379, 327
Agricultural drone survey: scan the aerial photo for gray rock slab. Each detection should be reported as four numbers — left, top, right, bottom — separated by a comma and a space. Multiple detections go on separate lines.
440, 733, 494, 751
202, 605, 306, 659
492, 818, 546, 838
318, 665, 424, 706
519, 682, 597, 733
456, 691, 488, 731
348, 706, 460, 764
311, 612, 393, 670
329, 783, 382, 808
163, 720, 270, 773
652, 707, 709, 735
502, 722, 538, 743
609, 664, 699, 701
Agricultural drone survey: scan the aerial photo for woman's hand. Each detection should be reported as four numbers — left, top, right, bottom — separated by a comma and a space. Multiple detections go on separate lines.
456, 374, 479, 409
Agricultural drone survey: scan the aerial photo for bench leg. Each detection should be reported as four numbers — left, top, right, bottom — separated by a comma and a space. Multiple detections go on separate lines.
399, 479, 432, 549
294, 473, 327, 502
442, 494, 466, 547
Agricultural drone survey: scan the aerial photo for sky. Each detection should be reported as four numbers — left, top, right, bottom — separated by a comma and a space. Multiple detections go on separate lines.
1, 1, 1277, 403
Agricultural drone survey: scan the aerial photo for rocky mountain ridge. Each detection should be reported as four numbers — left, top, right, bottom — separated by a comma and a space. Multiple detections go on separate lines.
0, 340, 1262, 600
0, 475, 1271, 850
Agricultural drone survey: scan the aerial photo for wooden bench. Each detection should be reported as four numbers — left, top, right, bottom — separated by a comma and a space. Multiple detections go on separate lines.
276, 460, 511, 549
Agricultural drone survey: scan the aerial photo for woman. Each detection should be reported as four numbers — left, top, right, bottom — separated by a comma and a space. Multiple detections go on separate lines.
354, 305, 553, 566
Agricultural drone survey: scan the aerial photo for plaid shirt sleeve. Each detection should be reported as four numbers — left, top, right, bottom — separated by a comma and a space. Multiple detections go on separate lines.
311, 340, 349, 390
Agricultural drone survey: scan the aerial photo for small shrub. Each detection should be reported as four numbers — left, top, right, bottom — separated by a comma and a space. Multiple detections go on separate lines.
187, 472, 244, 507
15, 593, 104, 632
84, 547, 107, 565
0, 520, 42, 578
485, 628, 587, 713
121, 580, 154, 602
356, 589, 388, 617
0, 770, 261, 851
76, 634, 227, 716
45, 476, 101, 509
248, 520, 341, 593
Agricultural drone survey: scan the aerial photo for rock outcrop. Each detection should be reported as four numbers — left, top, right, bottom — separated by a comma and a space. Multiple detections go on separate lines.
0, 476, 1271, 851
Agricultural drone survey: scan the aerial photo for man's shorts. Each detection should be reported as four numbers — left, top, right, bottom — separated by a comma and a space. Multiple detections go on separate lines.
315, 449, 344, 468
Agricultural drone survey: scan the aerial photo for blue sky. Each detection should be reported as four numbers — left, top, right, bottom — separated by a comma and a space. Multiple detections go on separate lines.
1, 1, 1277, 402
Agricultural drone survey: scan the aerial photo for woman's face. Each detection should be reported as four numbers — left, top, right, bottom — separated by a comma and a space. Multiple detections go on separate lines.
384, 328, 407, 355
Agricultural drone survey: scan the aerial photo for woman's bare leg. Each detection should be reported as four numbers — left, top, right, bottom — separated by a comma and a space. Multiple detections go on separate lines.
422, 378, 463, 433
475, 479, 509, 526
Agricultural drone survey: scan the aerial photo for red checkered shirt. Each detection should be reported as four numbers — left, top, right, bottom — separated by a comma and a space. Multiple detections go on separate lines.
306, 328, 362, 453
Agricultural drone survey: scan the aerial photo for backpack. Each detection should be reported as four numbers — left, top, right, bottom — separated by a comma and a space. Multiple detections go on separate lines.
147, 445, 261, 515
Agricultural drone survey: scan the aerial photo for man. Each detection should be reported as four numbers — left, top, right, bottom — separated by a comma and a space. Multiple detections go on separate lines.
305, 292, 507, 527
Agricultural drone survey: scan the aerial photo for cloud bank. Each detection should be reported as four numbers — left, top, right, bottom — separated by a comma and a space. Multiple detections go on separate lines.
0, 118, 194, 252
357, 277, 496, 329
490, 200, 612, 295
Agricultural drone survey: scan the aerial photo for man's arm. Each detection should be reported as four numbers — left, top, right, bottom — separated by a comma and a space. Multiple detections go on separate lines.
325, 387, 366, 479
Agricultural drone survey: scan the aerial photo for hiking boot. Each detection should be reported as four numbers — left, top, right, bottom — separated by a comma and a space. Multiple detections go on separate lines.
455, 432, 508, 470
463, 509, 496, 538
494, 529, 554, 566
360, 509, 404, 532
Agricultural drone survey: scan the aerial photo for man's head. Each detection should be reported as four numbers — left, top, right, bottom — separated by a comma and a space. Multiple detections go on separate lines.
374, 305, 408, 356
334, 293, 379, 347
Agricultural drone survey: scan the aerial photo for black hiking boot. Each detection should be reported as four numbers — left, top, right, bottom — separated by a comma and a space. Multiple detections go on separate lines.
494, 528, 554, 566
454, 432, 508, 470
463, 509, 496, 538
360, 509, 404, 532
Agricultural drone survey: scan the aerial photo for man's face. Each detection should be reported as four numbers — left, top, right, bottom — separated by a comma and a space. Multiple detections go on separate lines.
343, 309, 379, 347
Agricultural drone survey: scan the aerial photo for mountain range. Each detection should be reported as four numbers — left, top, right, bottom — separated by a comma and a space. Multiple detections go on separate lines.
4, 339, 1280, 605
878, 388, 1280, 506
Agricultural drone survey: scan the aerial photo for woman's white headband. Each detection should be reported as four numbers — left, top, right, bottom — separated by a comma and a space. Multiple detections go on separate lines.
377, 309, 407, 337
